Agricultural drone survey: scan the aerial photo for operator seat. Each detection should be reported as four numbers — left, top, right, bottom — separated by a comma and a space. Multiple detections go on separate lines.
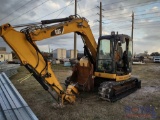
116, 45, 123, 69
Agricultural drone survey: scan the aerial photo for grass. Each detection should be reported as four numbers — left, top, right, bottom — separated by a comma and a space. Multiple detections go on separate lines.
10, 63, 160, 120
52, 64, 72, 71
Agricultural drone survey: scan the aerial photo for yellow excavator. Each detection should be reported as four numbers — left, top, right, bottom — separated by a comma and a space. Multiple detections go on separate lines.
0, 15, 141, 105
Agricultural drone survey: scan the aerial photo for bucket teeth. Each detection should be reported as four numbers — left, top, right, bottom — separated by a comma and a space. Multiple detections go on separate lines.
98, 78, 141, 102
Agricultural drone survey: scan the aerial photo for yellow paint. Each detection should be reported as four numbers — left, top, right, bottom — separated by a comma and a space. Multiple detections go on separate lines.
116, 73, 131, 81
94, 72, 117, 79
0, 17, 97, 104
94, 72, 131, 81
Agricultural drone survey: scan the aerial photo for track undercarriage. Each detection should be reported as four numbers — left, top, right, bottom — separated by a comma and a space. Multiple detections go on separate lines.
98, 77, 141, 102
65, 62, 141, 102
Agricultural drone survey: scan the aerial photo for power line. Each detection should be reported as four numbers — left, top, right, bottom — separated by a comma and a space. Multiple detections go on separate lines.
0, 0, 34, 22
77, 7, 97, 14
91, 19, 131, 27
135, 22, 160, 26
104, 0, 155, 12
103, 0, 160, 13
103, 16, 160, 24
135, 20, 160, 23
78, 2, 82, 16
135, 15, 160, 20
110, 22, 160, 31
102, 0, 129, 7
77, 0, 129, 15
103, 20, 131, 24
103, 9, 148, 18
104, 11, 160, 21
36, 0, 81, 20
103, 15, 131, 21
135, 11, 160, 16
87, 1, 159, 20
78, 0, 143, 17
135, 24, 160, 29
108, 24, 131, 29
56, 0, 74, 18
84, 13, 97, 18
135, 19, 160, 23
104, 12, 132, 17
9, 0, 51, 23
102, 18, 131, 23
81, 13, 102, 22
105, 15, 131, 19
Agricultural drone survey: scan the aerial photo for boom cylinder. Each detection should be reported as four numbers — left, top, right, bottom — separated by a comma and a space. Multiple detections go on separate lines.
13, 17, 73, 28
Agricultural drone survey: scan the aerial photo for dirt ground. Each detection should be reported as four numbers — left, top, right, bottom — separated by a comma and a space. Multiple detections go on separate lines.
10, 63, 160, 120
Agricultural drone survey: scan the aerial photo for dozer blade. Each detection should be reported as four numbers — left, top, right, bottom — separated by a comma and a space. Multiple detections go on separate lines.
98, 77, 141, 102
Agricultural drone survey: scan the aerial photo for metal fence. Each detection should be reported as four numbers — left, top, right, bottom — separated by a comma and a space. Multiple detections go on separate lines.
0, 63, 20, 78
0, 72, 38, 120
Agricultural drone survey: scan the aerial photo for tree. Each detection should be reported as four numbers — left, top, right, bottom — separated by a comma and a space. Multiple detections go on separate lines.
150, 52, 160, 56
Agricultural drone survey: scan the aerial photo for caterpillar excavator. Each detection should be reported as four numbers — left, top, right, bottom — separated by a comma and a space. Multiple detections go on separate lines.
0, 15, 141, 106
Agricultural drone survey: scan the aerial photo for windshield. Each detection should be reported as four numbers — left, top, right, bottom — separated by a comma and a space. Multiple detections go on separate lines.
97, 39, 112, 72
98, 39, 111, 59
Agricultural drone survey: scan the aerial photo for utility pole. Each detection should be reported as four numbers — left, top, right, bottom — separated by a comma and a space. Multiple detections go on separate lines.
131, 11, 134, 56
48, 45, 50, 53
74, 0, 77, 59
99, 2, 102, 37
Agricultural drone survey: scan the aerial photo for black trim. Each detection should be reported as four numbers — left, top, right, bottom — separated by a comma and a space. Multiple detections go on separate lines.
84, 45, 95, 65
25, 65, 49, 91
41, 17, 73, 24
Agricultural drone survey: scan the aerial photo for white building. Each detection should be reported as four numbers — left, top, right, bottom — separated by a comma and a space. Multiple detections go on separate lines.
53, 48, 66, 59
0, 52, 13, 62
66, 49, 78, 59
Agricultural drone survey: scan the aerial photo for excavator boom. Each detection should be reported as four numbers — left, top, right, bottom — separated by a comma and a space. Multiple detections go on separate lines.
0, 16, 97, 104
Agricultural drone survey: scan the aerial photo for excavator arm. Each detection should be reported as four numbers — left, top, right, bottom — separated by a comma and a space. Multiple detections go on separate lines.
0, 16, 97, 104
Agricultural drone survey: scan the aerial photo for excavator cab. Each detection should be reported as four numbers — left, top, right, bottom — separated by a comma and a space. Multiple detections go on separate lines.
96, 32, 132, 77
95, 32, 141, 102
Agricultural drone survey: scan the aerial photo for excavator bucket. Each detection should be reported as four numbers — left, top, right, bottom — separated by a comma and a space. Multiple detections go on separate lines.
98, 78, 141, 102
65, 58, 94, 92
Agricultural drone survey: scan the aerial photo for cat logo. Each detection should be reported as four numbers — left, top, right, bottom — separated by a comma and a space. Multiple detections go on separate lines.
51, 26, 64, 36
55, 29, 62, 34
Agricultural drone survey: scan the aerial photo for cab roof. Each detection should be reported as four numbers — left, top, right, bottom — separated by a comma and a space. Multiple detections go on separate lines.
99, 34, 131, 41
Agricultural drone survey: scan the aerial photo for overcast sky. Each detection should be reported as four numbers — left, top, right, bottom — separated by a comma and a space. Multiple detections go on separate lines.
0, 0, 160, 54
